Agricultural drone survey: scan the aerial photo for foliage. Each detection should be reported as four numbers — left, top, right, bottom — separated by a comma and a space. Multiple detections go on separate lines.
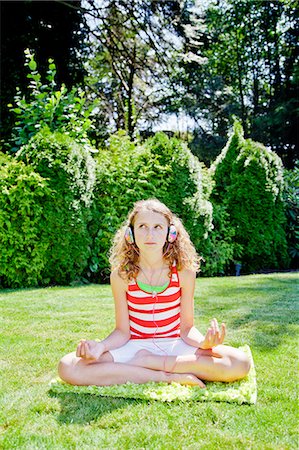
83, 0, 182, 140
86, 131, 213, 281
87, 131, 143, 280
283, 162, 299, 267
172, 0, 298, 168
15, 128, 96, 286
200, 203, 241, 277
1, 0, 88, 146
209, 121, 289, 273
1, 1, 298, 166
199, 123, 244, 276
143, 133, 213, 246
210, 121, 245, 203
0, 153, 51, 287
17, 127, 96, 208
189, 130, 226, 168
8, 50, 97, 152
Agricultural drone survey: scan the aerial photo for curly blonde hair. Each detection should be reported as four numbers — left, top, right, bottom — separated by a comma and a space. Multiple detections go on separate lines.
109, 199, 201, 281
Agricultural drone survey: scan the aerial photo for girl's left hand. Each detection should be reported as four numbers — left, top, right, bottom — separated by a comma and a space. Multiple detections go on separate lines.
200, 318, 226, 349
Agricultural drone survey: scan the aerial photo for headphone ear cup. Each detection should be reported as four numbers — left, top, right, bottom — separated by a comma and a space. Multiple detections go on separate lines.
167, 224, 177, 243
125, 226, 135, 244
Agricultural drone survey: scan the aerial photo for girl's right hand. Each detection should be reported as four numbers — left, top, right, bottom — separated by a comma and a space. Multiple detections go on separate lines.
76, 339, 105, 360
200, 318, 226, 350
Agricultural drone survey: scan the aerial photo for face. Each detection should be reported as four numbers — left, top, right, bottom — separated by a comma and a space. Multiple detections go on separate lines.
133, 209, 169, 252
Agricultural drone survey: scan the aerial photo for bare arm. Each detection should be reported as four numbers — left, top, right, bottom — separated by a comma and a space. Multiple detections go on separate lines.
77, 269, 131, 359
102, 269, 131, 348
179, 269, 226, 349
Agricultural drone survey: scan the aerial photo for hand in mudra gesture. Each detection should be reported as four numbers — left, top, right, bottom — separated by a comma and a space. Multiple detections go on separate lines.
76, 339, 105, 360
200, 318, 226, 349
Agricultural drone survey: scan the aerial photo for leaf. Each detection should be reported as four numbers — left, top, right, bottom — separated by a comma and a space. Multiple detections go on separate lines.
28, 60, 37, 71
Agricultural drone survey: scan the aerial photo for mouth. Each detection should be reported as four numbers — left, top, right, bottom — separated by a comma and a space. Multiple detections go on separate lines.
144, 242, 156, 245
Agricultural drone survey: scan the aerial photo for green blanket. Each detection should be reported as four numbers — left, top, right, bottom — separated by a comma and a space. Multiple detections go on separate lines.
50, 345, 257, 405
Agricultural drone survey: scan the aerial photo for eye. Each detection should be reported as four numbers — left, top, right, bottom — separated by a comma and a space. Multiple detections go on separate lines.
139, 224, 146, 229
155, 225, 162, 229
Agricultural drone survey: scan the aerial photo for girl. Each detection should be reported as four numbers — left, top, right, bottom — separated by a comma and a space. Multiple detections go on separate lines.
58, 199, 251, 387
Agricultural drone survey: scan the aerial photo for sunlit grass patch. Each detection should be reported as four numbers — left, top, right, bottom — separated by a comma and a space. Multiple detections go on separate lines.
0, 272, 298, 449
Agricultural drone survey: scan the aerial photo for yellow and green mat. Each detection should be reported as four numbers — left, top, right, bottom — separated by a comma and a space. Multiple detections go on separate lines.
50, 345, 257, 405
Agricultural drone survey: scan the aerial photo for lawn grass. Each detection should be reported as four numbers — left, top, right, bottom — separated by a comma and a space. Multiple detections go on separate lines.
0, 272, 298, 449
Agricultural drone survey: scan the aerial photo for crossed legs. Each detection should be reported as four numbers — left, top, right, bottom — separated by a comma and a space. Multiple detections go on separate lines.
129, 345, 251, 382
58, 344, 250, 387
58, 351, 205, 387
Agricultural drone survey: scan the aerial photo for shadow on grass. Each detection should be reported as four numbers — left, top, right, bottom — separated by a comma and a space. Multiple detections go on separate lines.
49, 390, 141, 425
230, 276, 298, 351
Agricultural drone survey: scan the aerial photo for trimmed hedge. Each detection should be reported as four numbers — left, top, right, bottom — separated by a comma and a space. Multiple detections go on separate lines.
15, 128, 96, 285
283, 163, 299, 268
1, 124, 292, 287
209, 122, 289, 273
0, 154, 50, 287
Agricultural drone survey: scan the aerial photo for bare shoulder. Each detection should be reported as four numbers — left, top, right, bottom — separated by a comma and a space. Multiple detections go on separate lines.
110, 268, 128, 289
178, 268, 196, 287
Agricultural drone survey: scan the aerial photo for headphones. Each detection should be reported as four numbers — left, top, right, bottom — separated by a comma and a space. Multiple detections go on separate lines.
124, 224, 177, 245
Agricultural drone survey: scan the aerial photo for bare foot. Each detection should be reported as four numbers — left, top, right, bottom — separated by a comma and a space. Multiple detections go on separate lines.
129, 350, 206, 387
169, 372, 206, 388
129, 349, 154, 366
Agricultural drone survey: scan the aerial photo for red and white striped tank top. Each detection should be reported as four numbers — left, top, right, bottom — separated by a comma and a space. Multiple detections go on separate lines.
127, 263, 181, 339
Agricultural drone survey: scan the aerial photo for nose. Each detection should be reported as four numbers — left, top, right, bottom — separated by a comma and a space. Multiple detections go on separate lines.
146, 227, 154, 239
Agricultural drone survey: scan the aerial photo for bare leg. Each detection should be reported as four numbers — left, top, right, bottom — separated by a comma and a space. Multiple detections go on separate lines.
58, 351, 206, 387
129, 345, 251, 382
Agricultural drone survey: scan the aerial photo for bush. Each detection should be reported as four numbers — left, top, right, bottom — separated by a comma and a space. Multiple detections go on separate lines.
8, 49, 96, 152
142, 133, 213, 248
200, 203, 242, 276
283, 163, 299, 268
209, 121, 289, 273
86, 131, 213, 282
16, 128, 96, 285
0, 154, 51, 287
211, 121, 245, 203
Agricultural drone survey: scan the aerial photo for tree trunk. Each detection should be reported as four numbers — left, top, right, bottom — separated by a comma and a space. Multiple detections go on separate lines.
235, 29, 247, 135
126, 42, 136, 138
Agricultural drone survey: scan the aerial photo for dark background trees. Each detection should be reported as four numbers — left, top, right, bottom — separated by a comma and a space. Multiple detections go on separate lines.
0, 0, 88, 147
82, 0, 182, 142
170, 0, 299, 168
1, 0, 298, 167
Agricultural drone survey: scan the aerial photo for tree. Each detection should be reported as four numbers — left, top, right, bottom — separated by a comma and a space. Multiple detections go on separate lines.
168, 0, 299, 168
80, 0, 182, 140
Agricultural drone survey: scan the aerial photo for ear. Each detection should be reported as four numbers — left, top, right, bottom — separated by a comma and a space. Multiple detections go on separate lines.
124, 226, 135, 244
167, 224, 177, 243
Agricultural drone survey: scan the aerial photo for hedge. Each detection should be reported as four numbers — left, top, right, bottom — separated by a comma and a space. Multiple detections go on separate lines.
209, 122, 289, 273
15, 128, 96, 285
0, 154, 50, 287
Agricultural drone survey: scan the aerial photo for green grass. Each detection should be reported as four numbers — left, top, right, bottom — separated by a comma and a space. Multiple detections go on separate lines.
0, 273, 298, 449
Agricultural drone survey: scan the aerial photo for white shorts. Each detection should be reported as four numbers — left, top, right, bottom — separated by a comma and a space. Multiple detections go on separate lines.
109, 338, 198, 364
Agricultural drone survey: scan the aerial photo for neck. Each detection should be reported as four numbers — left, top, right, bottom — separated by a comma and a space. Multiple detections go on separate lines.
139, 253, 165, 271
